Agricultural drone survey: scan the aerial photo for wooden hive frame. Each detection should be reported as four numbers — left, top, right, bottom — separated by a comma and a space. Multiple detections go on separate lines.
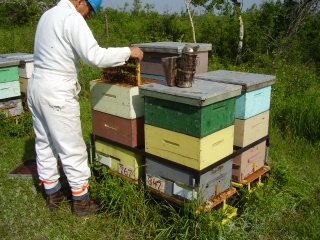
102, 58, 141, 86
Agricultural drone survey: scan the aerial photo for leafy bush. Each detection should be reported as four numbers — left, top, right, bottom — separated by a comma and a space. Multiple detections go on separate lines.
0, 0, 58, 27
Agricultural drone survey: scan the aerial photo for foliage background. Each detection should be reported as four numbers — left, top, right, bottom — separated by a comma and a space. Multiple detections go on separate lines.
0, 0, 320, 239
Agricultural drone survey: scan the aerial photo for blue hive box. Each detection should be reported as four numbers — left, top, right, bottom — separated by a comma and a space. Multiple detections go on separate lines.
195, 70, 276, 119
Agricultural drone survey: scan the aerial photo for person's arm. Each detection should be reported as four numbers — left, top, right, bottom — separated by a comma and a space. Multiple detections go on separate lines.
65, 13, 137, 68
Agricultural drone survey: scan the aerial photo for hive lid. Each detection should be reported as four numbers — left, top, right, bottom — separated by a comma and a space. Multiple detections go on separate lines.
195, 70, 276, 91
139, 79, 241, 106
0, 57, 20, 67
131, 42, 212, 54
0, 52, 34, 63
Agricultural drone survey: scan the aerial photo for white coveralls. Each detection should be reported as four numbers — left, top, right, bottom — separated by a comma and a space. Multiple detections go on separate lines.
27, 0, 131, 199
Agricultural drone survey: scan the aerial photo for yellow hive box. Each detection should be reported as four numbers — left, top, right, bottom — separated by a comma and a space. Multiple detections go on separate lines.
234, 110, 269, 147
95, 140, 144, 180
145, 124, 234, 170
19, 77, 29, 93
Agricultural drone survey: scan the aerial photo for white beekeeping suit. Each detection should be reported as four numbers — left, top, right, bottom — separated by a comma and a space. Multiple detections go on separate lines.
27, 0, 141, 215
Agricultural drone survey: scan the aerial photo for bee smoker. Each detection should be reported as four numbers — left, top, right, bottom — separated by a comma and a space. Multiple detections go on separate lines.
175, 44, 199, 88
161, 44, 199, 88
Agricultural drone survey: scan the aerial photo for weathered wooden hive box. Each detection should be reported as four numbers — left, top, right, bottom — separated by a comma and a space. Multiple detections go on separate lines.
0, 97, 23, 117
0, 58, 21, 100
146, 157, 232, 202
95, 140, 144, 181
92, 110, 144, 147
0, 53, 34, 79
131, 42, 212, 76
90, 79, 145, 119
140, 80, 242, 170
232, 140, 267, 181
195, 70, 275, 147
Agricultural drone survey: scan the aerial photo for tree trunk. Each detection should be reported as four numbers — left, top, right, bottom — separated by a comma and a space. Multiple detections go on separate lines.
236, 15, 244, 64
185, 0, 197, 43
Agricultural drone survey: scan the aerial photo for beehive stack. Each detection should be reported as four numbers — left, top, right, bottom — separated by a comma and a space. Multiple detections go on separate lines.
0, 58, 23, 118
0, 53, 34, 94
139, 80, 242, 204
195, 70, 276, 183
90, 58, 158, 183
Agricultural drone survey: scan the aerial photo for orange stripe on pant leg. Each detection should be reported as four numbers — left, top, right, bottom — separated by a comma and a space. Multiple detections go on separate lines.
38, 181, 55, 187
72, 183, 89, 196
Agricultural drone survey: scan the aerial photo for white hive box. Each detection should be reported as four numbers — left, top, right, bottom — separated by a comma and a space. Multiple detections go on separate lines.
90, 79, 144, 119
0, 80, 21, 100
0, 53, 34, 79
234, 110, 270, 147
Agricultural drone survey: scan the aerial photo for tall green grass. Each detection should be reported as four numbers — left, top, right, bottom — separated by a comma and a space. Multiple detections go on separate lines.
1, 17, 320, 239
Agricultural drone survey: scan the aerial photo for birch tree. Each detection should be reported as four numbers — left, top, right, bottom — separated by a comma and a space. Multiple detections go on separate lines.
231, 0, 243, 64
184, 0, 197, 43
192, 0, 244, 63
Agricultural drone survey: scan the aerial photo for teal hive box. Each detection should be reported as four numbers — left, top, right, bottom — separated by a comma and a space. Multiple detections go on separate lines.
0, 80, 21, 100
195, 70, 276, 120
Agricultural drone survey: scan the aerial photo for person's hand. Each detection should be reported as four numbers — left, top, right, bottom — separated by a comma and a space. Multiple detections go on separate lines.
129, 46, 144, 62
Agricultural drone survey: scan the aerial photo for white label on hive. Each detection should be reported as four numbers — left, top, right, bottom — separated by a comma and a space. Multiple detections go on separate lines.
118, 163, 135, 179
146, 174, 165, 193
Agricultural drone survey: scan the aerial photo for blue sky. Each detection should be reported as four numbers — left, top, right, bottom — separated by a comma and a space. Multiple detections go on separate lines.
102, 0, 264, 13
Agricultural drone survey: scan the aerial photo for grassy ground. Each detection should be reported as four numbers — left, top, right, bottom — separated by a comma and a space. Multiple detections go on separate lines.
1, 113, 320, 239
1, 62, 320, 239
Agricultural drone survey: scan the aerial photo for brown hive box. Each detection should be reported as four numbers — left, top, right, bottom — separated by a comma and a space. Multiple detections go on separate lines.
91, 59, 160, 146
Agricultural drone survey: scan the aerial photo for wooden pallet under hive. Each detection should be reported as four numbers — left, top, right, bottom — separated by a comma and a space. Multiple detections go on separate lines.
232, 165, 270, 192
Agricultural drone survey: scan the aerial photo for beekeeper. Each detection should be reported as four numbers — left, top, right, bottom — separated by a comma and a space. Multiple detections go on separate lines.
27, 0, 143, 216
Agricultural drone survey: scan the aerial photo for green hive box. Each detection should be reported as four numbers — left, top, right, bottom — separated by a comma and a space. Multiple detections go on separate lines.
0, 58, 20, 83
144, 96, 236, 138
